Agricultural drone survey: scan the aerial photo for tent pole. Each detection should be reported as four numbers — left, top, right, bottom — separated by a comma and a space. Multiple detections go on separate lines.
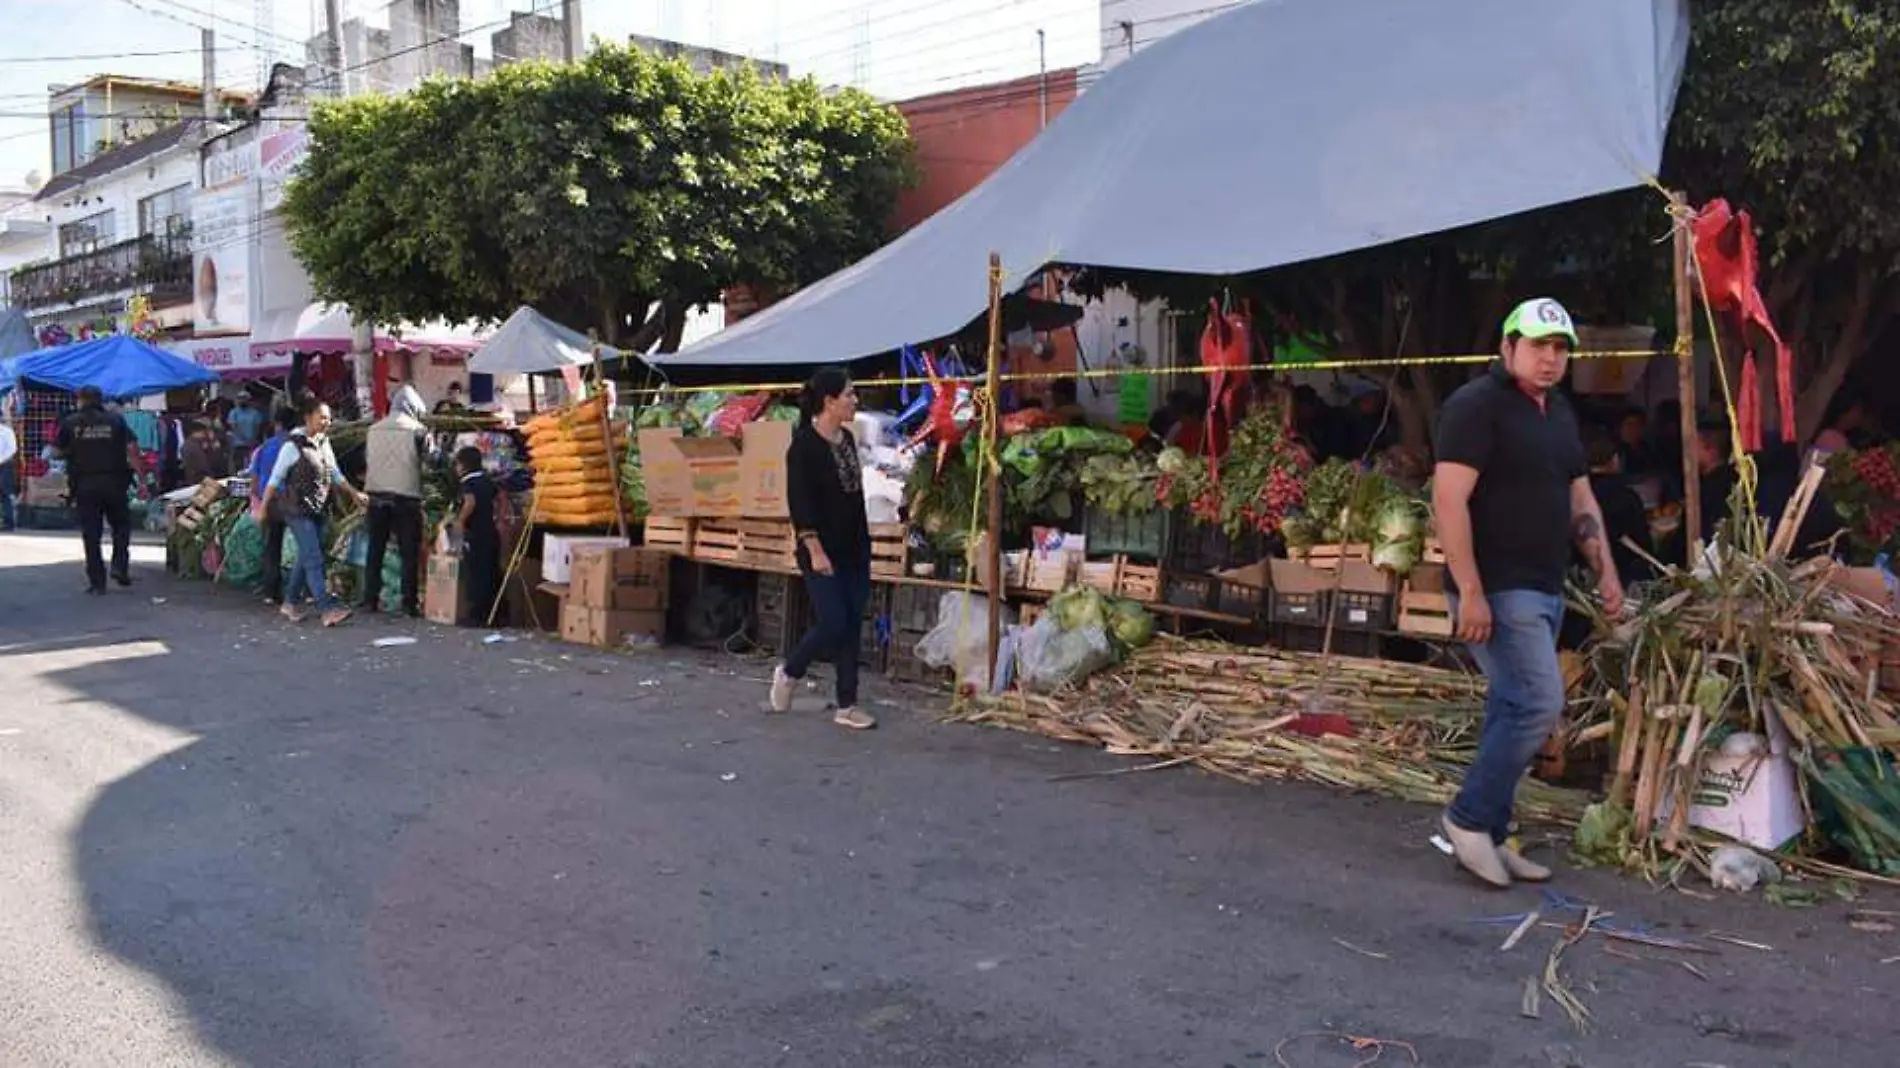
1671, 191, 1701, 555
985, 251, 1005, 690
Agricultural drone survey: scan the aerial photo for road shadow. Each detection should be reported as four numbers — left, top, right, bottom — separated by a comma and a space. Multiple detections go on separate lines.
8, 550, 1897, 1067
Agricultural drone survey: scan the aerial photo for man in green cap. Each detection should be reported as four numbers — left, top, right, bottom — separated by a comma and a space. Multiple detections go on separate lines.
1431, 297, 1624, 887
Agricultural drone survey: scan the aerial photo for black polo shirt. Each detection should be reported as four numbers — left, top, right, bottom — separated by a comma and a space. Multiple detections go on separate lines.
1433, 364, 1585, 595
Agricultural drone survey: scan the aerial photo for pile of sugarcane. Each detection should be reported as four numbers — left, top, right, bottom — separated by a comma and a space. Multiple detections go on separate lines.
1567, 487, 1900, 877
954, 639, 1591, 825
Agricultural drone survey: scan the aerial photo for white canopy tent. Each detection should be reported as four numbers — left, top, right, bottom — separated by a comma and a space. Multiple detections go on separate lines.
656, 0, 1689, 368
467, 306, 624, 375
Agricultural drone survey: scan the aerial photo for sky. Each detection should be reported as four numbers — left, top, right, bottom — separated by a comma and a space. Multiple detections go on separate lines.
0, 0, 1103, 188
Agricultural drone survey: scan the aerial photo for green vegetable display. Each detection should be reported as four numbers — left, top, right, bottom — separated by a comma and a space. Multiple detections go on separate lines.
1079, 452, 1160, 517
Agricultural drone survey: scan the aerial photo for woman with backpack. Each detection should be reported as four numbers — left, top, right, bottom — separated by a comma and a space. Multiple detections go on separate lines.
255, 392, 368, 627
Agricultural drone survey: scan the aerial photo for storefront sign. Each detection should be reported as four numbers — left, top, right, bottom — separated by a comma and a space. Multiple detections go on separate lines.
259, 117, 310, 214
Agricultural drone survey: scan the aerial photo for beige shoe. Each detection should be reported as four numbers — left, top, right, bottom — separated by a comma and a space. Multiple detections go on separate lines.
833, 706, 876, 730
280, 603, 308, 624
321, 607, 354, 628
768, 665, 794, 713
1499, 846, 1552, 883
1441, 814, 1511, 888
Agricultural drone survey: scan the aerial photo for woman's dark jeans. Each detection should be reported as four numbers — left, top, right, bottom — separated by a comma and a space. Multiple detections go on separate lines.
785, 559, 873, 709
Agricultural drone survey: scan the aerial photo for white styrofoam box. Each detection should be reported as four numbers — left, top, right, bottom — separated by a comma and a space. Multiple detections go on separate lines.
542, 534, 628, 585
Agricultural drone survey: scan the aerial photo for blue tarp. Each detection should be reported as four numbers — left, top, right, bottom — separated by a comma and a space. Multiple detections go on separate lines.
8, 334, 218, 398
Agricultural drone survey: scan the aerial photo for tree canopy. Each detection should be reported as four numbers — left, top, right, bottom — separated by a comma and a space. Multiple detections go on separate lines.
282, 44, 915, 348
1665, 0, 1900, 436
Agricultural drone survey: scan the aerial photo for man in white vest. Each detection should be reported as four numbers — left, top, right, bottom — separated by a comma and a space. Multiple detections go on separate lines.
361, 386, 432, 616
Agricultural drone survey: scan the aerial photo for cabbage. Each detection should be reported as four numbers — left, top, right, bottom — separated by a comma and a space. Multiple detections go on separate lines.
1371, 539, 1421, 575
1371, 497, 1425, 575
1107, 598, 1156, 650
1156, 446, 1191, 475
1049, 586, 1109, 632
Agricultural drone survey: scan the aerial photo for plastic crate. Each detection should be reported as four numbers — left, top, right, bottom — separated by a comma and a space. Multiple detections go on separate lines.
888, 630, 954, 688
1084, 506, 1170, 561
1162, 572, 1215, 610
1211, 576, 1267, 620
1271, 622, 1380, 658
1330, 589, 1394, 631
892, 582, 942, 633
1268, 587, 1328, 626
1167, 518, 1262, 574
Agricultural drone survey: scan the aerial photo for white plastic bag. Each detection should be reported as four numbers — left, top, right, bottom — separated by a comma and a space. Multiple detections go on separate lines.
915, 591, 999, 686
1709, 844, 1782, 893
1015, 615, 1115, 694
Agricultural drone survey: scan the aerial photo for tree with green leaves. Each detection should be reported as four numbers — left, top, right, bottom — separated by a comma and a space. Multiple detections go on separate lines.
1666, 0, 1900, 439
282, 44, 914, 350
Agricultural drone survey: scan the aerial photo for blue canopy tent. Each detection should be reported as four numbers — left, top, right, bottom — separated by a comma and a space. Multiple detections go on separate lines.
7, 334, 218, 399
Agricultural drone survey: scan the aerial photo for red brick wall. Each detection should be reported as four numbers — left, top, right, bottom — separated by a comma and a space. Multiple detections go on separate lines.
892, 69, 1080, 232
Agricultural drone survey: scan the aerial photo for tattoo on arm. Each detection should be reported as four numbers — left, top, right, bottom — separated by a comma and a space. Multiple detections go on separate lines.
1571, 513, 1602, 545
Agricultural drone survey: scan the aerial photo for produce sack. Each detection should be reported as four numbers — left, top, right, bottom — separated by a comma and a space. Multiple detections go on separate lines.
216, 512, 265, 588
1015, 615, 1115, 693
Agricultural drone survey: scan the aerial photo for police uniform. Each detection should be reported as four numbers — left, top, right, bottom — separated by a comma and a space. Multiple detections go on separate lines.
57, 402, 135, 591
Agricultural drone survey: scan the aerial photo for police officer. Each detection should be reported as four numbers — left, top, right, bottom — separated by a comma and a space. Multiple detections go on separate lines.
55, 385, 143, 594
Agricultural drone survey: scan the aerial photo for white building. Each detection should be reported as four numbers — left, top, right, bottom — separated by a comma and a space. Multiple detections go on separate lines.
0, 184, 55, 312
2, 75, 251, 339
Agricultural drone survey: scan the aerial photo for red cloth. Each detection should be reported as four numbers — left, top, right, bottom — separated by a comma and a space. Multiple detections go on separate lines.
1199, 299, 1252, 480
1691, 199, 1796, 450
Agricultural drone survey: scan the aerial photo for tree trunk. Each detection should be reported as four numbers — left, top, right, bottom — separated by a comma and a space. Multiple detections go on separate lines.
1794, 271, 1891, 443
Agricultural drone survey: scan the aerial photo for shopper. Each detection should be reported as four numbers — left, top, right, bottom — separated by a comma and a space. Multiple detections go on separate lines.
249, 406, 295, 604
770, 368, 876, 730
1432, 298, 1623, 888
362, 386, 430, 616
446, 445, 502, 626
256, 393, 367, 627
229, 394, 266, 467
55, 385, 143, 594
180, 420, 229, 484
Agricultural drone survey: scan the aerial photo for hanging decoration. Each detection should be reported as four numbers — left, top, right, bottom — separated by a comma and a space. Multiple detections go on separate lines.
37, 323, 72, 348
1199, 296, 1253, 485
1691, 199, 1796, 452
125, 296, 161, 342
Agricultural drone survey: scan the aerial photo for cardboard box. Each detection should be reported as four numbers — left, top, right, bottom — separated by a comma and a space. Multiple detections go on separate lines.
739, 419, 794, 518
638, 422, 795, 518
569, 546, 670, 611
636, 428, 692, 517
542, 533, 628, 584
560, 604, 665, 649
24, 472, 67, 506
424, 553, 463, 625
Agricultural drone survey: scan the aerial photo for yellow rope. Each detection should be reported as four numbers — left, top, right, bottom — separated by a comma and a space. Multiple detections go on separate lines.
605, 349, 1667, 399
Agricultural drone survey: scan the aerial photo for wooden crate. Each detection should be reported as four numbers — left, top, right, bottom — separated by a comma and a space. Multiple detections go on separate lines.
1078, 559, 1121, 594
692, 521, 742, 563
643, 515, 694, 553
1024, 553, 1075, 592
1422, 538, 1446, 565
1396, 586, 1454, 637
738, 518, 795, 570
870, 523, 907, 580
1290, 543, 1372, 570
1116, 561, 1161, 603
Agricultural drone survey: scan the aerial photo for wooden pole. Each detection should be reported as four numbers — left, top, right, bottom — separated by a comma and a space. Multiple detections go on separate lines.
984, 251, 1006, 689
1672, 191, 1702, 556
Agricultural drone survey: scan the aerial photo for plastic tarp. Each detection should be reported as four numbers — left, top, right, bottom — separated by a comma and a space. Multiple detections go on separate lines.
9, 334, 218, 398
249, 302, 486, 360
656, 0, 1689, 368
0, 308, 33, 359
467, 305, 623, 374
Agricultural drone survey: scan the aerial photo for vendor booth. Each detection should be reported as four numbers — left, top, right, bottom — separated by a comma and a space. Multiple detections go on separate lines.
249, 303, 487, 416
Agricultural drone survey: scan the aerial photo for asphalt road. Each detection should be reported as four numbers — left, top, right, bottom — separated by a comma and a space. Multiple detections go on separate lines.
0, 531, 1895, 1068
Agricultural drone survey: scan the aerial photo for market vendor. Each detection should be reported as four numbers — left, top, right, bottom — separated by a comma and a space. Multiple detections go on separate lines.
361, 386, 431, 618
1431, 298, 1623, 889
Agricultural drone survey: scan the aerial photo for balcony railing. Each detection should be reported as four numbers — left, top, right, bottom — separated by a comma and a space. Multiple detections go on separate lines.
6, 234, 192, 311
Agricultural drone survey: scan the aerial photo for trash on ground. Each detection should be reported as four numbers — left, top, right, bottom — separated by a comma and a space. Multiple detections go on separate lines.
371, 636, 418, 648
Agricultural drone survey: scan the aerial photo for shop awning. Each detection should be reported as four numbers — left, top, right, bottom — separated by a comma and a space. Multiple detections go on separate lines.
250, 303, 487, 362
9, 334, 218, 398
467, 306, 623, 374
655, 0, 1688, 368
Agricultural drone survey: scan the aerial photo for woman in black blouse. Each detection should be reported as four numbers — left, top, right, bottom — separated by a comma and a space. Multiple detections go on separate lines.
770, 368, 876, 730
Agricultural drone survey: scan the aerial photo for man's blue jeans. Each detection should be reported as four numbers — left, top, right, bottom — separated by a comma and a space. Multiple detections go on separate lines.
1448, 589, 1566, 843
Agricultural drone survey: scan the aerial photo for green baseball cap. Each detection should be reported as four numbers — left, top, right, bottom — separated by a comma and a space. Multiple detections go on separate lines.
1501, 297, 1579, 347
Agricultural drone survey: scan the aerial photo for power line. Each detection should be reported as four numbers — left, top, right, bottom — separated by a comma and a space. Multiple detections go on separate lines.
0, 47, 252, 65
